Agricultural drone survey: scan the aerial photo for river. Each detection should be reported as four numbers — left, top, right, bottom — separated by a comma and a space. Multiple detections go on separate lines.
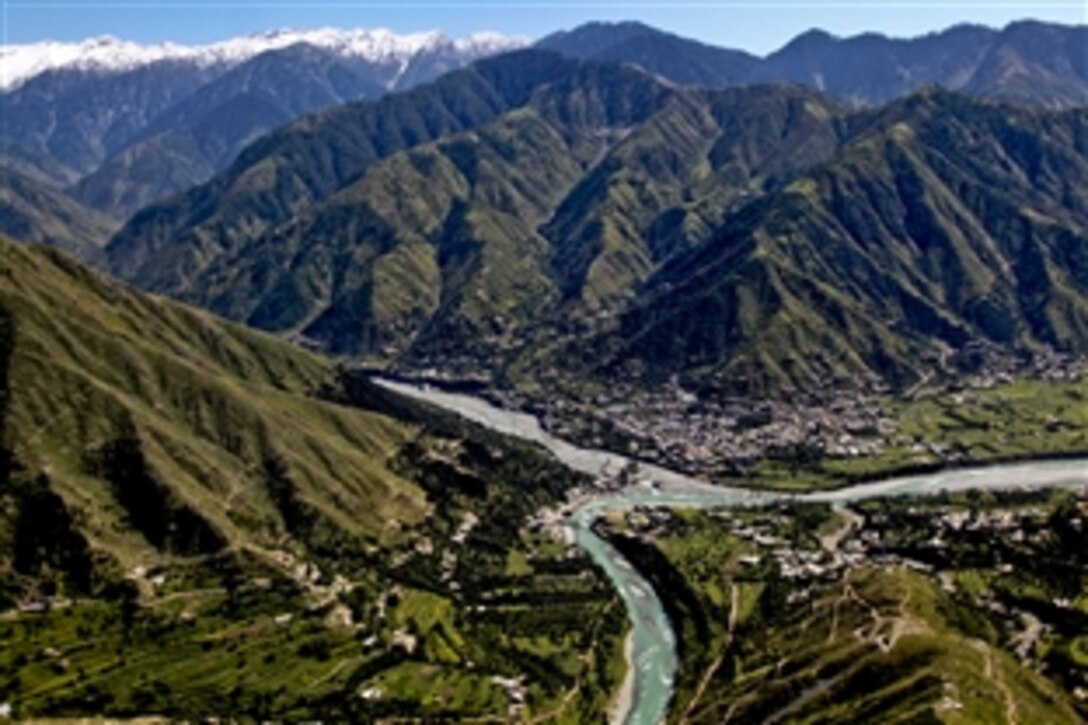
374, 379, 1088, 725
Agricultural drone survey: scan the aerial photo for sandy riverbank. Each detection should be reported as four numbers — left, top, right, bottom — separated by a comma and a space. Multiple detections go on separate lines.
610, 632, 636, 725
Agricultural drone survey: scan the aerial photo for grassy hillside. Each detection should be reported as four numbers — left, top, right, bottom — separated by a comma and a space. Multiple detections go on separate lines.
0, 235, 428, 574
596, 90, 1088, 394
0, 238, 626, 720
107, 50, 1088, 397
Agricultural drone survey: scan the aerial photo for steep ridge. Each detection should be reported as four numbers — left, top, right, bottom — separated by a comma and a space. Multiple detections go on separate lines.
542, 85, 848, 310
0, 236, 428, 586
958, 20, 1088, 106
593, 90, 1088, 394
539, 20, 761, 87
105, 50, 580, 288
0, 237, 628, 721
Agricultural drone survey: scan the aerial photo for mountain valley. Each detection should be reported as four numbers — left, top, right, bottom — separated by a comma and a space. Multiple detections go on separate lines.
1, 13, 1087, 723
99, 54, 1088, 405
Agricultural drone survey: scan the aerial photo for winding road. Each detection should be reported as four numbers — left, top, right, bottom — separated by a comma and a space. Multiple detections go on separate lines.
375, 379, 1088, 725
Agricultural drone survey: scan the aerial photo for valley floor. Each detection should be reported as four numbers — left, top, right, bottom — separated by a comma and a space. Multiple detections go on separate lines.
484, 352, 1088, 492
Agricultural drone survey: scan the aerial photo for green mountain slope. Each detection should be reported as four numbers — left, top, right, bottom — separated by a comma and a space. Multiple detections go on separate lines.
0, 238, 628, 720
173, 61, 701, 360
0, 236, 428, 579
0, 167, 118, 262
586, 91, 1088, 394
206, 108, 582, 359
541, 85, 846, 311
105, 51, 1088, 397
112, 60, 847, 369
105, 50, 581, 290
602, 502, 1084, 724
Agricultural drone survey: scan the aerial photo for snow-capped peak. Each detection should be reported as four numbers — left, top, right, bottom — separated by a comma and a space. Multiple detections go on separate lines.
454, 31, 532, 55
0, 27, 531, 91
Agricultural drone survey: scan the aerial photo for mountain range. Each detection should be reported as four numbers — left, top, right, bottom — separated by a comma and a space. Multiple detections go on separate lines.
3, 20, 1086, 228
100, 44, 1088, 395
3, 19, 1087, 397
540, 20, 1088, 107
0, 28, 527, 218
597, 89, 1088, 393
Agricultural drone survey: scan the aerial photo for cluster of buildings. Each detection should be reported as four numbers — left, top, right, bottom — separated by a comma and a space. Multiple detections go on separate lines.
490, 350, 1087, 479
610, 488, 1086, 618
519, 383, 898, 477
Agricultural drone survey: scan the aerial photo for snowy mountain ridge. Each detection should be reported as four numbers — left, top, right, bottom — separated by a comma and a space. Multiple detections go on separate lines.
0, 27, 530, 91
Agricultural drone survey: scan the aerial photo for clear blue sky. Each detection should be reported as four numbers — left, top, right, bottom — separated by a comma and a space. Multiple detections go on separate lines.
2, 0, 1084, 54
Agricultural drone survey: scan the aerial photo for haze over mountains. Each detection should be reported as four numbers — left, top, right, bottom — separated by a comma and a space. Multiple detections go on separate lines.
0, 167, 116, 262
540, 20, 1088, 106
